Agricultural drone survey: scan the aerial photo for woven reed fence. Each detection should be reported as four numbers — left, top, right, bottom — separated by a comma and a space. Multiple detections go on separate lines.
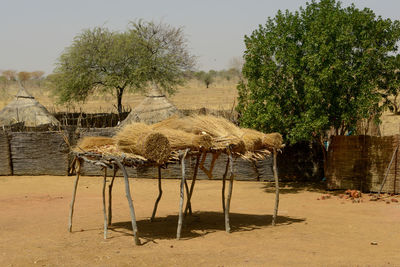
0, 131, 12, 175
326, 135, 400, 193
10, 132, 69, 175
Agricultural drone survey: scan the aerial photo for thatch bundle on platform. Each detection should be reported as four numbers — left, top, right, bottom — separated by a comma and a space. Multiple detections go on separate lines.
75, 136, 115, 152
153, 115, 241, 138
262, 132, 283, 149
115, 123, 171, 164
154, 128, 212, 150
153, 115, 246, 152
241, 129, 283, 151
241, 128, 264, 151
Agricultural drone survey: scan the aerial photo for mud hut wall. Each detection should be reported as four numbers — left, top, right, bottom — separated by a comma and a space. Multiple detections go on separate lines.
10, 132, 69, 175
0, 131, 12, 175
326, 135, 400, 193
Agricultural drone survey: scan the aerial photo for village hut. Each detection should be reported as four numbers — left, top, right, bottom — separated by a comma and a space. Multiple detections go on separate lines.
0, 86, 59, 127
119, 84, 180, 126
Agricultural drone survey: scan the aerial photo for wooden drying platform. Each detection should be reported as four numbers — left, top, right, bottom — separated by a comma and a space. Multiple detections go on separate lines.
68, 147, 280, 246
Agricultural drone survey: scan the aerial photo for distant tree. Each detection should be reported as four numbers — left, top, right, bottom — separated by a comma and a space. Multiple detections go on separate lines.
2, 70, 17, 82
0, 76, 6, 90
30, 71, 45, 80
203, 72, 214, 88
194, 70, 214, 88
237, 0, 400, 171
228, 57, 244, 80
30, 70, 45, 87
17, 71, 31, 85
53, 21, 195, 115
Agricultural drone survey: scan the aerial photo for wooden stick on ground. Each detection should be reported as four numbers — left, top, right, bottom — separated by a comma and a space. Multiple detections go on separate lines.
108, 167, 117, 226
102, 167, 108, 239
272, 148, 280, 226
225, 148, 234, 233
113, 159, 141, 245
151, 166, 163, 222
68, 158, 81, 232
177, 149, 189, 240
184, 153, 201, 216
221, 155, 230, 213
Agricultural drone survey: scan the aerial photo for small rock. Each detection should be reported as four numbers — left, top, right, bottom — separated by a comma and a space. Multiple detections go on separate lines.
317, 198, 320, 200
370, 241, 378, 245
170, 245, 174, 248
386, 201, 390, 204
391, 198, 398, 203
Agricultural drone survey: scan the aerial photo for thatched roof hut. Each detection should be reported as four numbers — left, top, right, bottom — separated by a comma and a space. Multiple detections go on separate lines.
0, 87, 59, 127
119, 85, 179, 126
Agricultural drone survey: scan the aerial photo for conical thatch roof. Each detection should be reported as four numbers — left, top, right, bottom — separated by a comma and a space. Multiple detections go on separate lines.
0, 87, 60, 127
120, 85, 180, 126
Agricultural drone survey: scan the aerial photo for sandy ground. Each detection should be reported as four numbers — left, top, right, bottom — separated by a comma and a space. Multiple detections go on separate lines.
0, 176, 399, 267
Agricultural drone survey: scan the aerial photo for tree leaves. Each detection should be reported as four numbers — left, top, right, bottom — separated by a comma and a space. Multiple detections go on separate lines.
237, 0, 400, 144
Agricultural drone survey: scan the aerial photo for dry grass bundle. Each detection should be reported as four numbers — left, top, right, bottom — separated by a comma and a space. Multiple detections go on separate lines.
262, 133, 283, 149
155, 128, 212, 150
153, 115, 242, 138
115, 123, 171, 164
241, 128, 264, 151
153, 115, 245, 152
74, 136, 115, 152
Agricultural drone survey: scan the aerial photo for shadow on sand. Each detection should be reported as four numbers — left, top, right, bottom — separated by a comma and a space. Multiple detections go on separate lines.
109, 211, 305, 244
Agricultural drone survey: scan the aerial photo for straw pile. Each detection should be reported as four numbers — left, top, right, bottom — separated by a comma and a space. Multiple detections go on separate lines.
74, 136, 115, 152
153, 115, 246, 152
154, 128, 212, 150
241, 128, 264, 151
115, 123, 171, 164
241, 129, 283, 150
262, 132, 283, 149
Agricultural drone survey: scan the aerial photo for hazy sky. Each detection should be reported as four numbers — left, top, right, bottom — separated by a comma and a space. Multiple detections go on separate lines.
1, 0, 399, 74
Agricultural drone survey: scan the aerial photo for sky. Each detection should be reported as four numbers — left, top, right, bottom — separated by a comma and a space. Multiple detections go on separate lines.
1, 0, 399, 74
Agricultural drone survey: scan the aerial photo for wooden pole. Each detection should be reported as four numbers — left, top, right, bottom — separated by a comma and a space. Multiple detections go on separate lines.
68, 159, 81, 232
114, 159, 141, 245
221, 155, 230, 213
107, 167, 117, 226
184, 153, 201, 216
102, 167, 108, 239
151, 166, 163, 222
177, 149, 189, 240
272, 148, 280, 226
225, 149, 234, 233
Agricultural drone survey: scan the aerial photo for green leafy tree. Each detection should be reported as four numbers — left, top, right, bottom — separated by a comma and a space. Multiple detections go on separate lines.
381, 55, 400, 114
129, 20, 195, 94
53, 27, 146, 114
53, 21, 194, 115
237, 0, 400, 171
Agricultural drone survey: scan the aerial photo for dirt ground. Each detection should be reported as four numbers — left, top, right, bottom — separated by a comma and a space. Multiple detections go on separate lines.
0, 176, 399, 266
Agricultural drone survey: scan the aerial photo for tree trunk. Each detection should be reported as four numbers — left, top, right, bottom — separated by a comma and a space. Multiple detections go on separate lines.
116, 87, 125, 116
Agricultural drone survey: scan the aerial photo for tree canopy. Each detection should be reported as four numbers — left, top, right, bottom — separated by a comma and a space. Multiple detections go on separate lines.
52, 21, 195, 114
237, 0, 400, 144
